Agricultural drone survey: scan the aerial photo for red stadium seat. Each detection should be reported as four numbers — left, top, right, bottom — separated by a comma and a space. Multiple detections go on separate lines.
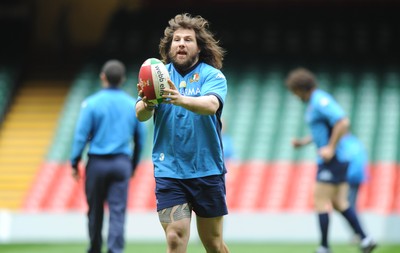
257, 161, 292, 212
127, 160, 156, 211
23, 162, 60, 212
227, 161, 268, 211
23, 160, 400, 214
362, 162, 397, 214
284, 162, 315, 212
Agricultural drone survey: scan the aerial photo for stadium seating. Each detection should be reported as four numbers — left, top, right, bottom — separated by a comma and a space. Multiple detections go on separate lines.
0, 1, 400, 219
14, 62, 399, 214
46, 64, 99, 162
3, 6, 400, 212
0, 66, 17, 121
0, 79, 69, 210
15, 60, 399, 213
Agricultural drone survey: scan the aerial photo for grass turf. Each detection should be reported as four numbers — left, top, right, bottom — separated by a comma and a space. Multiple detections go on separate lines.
0, 242, 399, 253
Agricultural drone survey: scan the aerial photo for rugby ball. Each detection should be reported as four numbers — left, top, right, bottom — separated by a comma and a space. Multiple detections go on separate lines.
138, 58, 170, 104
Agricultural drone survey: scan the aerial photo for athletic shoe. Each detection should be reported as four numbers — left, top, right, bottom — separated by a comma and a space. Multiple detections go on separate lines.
360, 237, 377, 253
315, 246, 332, 253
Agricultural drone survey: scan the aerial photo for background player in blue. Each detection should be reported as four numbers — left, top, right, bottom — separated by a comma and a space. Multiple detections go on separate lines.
70, 60, 145, 253
221, 119, 236, 163
347, 135, 369, 243
285, 67, 376, 253
135, 13, 230, 253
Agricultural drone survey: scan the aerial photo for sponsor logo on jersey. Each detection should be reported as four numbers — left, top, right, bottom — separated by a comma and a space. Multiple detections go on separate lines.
215, 72, 225, 79
318, 169, 333, 181
179, 81, 187, 88
184, 87, 201, 96
178, 80, 201, 96
320, 97, 329, 106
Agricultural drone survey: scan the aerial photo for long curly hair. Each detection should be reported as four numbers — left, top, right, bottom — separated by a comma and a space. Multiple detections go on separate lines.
159, 13, 226, 69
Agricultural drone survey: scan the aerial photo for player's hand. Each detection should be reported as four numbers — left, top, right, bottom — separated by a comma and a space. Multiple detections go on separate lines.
72, 168, 80, 181
292, 136, 312, 148
138, 81, 156, 110
292, 139, 304, 148
318, 145, 335, 162
162, 79, 182, 105
141, 97, 156, 111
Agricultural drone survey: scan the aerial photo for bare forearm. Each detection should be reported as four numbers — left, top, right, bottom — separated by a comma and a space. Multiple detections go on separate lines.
293, 135, 313, 148
301, 136, 313, 145
328, 118, 350, 149
177, 95, 219, 115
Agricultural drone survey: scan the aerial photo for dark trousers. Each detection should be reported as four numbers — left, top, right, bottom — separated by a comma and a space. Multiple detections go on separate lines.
85, 154, 131, 253
348, 183, 360, 211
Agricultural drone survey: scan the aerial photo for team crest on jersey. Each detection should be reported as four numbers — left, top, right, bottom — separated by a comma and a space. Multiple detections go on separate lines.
189, 73, 200, 83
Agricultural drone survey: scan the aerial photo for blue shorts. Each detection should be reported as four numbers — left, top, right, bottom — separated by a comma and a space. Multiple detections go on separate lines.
317, 156, 349, 184
155, 175, 228, 218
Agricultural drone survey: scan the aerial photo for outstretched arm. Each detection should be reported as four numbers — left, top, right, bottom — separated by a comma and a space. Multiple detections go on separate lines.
292, 135, 313, 148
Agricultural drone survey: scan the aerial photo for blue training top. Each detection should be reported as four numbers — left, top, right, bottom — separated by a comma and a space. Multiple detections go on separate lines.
306, 89, 367, 177
70, 88, 145, 167
151, 62, 227, 179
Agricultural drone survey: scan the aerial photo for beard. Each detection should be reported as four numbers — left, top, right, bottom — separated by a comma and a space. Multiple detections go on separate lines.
169, 51, 198, 71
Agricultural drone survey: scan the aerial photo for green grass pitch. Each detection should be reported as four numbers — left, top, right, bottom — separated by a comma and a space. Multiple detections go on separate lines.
0, 242, 399, 253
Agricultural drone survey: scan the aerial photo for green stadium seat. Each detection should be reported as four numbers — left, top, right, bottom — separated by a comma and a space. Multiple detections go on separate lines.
228, 70, 262, 161
373, 72, 400, 162
332, 71, 355, 117
351, 72, 379, 160
0, 66, 17, 120
46, 64, 99, 162
273, 93, 304, 161
315, 71, 333, 91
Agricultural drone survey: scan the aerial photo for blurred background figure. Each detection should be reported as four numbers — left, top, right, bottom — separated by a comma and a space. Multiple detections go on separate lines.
286, 67, 377, 253
70, 59, 145, 253
347, 138, 369, 243
222, 118, 236, 164
347, 141, 368, 211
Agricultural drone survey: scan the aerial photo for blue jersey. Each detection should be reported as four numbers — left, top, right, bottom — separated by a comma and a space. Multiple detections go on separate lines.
70, 88, 145, 167
306, 89, 367, 171
345, 135, 367, 184
222, 134, 235, 160
152, 62, 227, 179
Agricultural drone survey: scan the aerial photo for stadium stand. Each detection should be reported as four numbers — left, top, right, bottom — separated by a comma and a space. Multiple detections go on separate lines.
0, 66, 16, 122
46, 64, 99, 162
18, 62, 400, 215
0, 79, 69, 210
23, 62, 154, 212
23, 64, 99, 211
0, 3, 398, 214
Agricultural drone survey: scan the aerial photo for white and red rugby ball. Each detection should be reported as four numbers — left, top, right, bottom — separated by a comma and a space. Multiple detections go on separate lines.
138, 58, 170, 104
